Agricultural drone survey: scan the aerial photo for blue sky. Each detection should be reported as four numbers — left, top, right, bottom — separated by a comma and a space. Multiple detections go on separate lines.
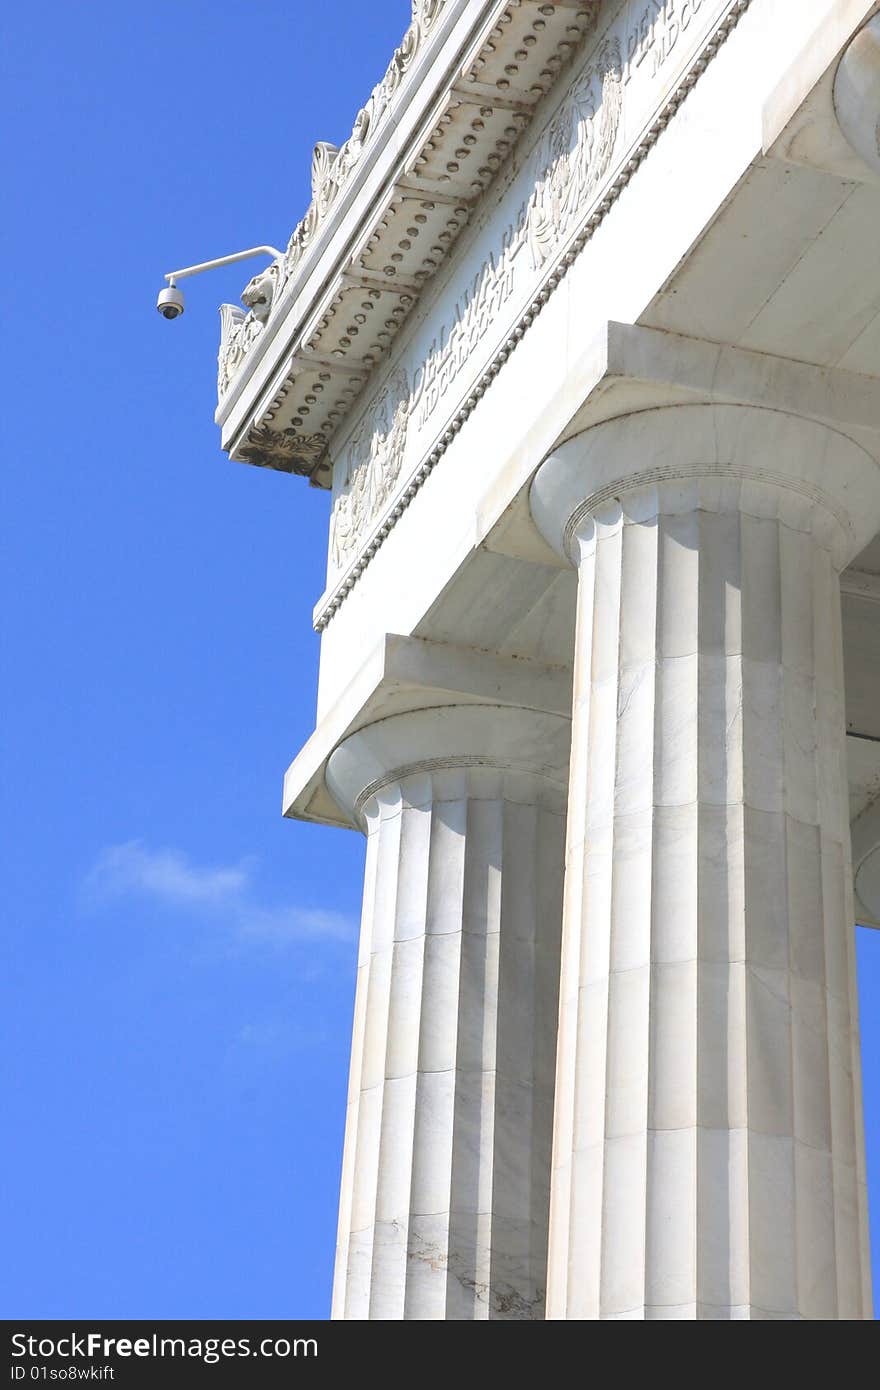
2, 0, 879, 1320
1, 0, 413, 1319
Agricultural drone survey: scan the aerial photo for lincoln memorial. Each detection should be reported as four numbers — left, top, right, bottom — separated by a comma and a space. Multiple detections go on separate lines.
211, 0, 880, 1319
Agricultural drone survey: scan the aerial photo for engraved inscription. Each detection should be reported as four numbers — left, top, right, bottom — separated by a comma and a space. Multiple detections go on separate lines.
624, 0, 708, 83
414, 227, 521, 428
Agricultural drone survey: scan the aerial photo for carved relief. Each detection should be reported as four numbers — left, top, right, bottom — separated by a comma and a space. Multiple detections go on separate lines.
240, 262, 281, 325
217, 260, 282, 394
311, 141, 340, 216
526, 36, 623, 270
218, 304, 262, 396
218, 303, 246, 394
326, 33, 626, 568
236, 425, 326, 476
218, 0, 745, 598
330, 367, 411, 569
412, 0, 444, 26
321, 5, 709, 574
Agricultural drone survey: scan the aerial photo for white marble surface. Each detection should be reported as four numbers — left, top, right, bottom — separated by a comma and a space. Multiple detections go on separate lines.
834, 14, 880, 178
311, 0, 877, 719
244, 0, 880, 1321
326, 705, 568, 1319
531, 404, 878, 1319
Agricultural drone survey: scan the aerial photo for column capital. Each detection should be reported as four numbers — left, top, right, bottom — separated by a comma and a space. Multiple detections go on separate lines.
326, 704, 570, 827
530, 404, 880, 571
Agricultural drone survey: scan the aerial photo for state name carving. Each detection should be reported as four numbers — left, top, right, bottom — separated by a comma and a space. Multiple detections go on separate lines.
624, 0, 709, 82
415, 227, 521, 430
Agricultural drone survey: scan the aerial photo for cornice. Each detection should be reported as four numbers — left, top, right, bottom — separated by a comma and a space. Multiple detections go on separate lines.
216, 1, 602, 485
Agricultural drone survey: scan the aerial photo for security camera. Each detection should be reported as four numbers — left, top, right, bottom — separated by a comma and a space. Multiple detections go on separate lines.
156, 247, 282, 325
157, 285, 185, 320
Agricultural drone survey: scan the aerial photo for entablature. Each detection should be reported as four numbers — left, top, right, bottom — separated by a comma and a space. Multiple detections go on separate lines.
215, 0, 601, 484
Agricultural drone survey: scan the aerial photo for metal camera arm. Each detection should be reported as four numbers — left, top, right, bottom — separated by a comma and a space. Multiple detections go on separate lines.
163, 245, 283, 289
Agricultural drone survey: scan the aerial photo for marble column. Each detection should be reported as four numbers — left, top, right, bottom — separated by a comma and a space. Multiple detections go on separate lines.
326, 704, 569, 1320
530, 404, 879, 1320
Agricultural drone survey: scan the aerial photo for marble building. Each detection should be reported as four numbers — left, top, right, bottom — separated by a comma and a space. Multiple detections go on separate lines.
213, 1, 880, 1319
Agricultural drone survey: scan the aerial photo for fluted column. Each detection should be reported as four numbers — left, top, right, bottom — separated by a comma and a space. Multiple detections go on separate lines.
530, 404, 880, 1320
326, 704, 569, 1320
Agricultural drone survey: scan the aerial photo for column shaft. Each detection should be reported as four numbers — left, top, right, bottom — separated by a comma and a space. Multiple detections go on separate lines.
531, 404, 877, 1320
327, 706, 569, 1319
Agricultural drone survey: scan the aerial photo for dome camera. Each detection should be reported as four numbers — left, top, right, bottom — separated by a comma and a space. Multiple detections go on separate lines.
157, 285, 185, 320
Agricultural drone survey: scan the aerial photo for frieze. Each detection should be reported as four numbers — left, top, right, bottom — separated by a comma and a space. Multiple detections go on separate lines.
320, 0, 751, 625
624, 0, 710, 83
526, 34, 624, 270
331, 367, 412, 569
330, 22, 626, 567
414, 226, 521, 431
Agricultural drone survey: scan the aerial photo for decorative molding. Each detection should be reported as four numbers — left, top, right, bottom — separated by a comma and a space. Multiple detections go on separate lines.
559, 460, 855, 564
328, 29, 625, 570
218, 262, 284, 391
354, 755, 513, 815
218, 2, 603, 439
216, 0, 451, 407
354, 752, 567, 817
311, 141, 341, 214
235, 424, 327, 475
217, 303, 247, 396
315, 0, 753, 631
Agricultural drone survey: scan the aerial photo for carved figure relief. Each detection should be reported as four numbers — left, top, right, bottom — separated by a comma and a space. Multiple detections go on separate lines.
330, 366, 411, 569
526, 37, 623, 270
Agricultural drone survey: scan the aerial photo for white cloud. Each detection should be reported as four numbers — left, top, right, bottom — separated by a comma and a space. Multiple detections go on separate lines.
83, 839, 355, 945
86, 841, 249, 905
